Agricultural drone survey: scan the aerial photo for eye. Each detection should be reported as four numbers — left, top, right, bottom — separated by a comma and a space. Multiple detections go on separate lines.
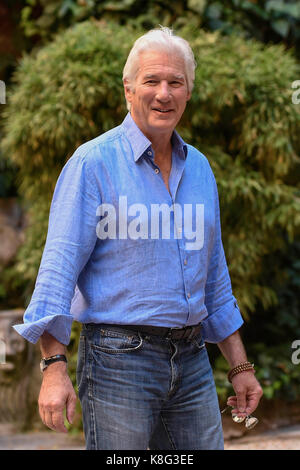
145, 80, 157, 85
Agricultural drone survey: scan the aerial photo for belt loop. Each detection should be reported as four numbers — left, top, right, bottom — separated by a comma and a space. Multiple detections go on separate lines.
165, 328, 172, 340
186, 326, 195, 342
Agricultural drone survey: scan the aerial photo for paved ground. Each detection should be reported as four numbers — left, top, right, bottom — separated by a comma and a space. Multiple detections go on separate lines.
0, 426, 85, 450
224, 424, 300, 450
1, 424, 300, 450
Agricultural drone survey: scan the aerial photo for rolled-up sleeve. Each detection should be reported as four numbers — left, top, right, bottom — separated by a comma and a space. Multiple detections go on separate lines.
13, 151, 100, 345
201, 169, 244, 343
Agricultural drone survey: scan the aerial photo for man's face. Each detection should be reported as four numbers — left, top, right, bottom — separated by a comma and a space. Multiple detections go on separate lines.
124, 50, 191, 140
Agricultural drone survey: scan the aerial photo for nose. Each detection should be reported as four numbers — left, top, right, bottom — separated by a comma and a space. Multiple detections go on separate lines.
156, 81, 171, 102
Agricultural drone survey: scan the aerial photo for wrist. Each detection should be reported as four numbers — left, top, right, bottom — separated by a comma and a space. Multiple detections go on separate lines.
228, 361, 255, 383
42, 360, 68, 376
40, 354, 68, 373
40, 332, 66, 357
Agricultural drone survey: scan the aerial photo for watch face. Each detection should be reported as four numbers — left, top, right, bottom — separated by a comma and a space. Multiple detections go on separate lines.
39, 355, 67, 372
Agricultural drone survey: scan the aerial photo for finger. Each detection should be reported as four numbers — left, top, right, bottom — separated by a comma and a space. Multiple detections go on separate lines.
226, 396, 243, 415
44, 410, 56, 431
227, 396, 237, 407
236, 391, 247, 415
39, 404, 45, 426
52, 410, 68, 433
66, 394, 76, 425
245, 395, 260, 415
231, 408, 247, 416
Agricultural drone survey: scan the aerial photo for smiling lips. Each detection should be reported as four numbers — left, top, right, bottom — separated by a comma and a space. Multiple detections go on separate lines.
152, 107, 173, 114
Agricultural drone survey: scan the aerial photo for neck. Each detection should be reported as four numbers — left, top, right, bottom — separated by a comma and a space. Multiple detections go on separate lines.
150, 133, 172, 158
129, 112, 173, 160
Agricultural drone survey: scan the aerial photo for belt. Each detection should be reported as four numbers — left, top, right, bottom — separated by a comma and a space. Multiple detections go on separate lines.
96, 323, 202, 341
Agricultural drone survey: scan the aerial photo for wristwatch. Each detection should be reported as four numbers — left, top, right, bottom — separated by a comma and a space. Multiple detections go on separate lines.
40, 354, 67, 372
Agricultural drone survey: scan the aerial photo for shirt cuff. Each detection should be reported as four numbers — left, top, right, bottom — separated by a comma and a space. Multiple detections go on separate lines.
201, 298, 244, 343
12, 314, 74, 346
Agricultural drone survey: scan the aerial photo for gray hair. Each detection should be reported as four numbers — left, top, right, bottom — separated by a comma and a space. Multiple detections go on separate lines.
123, 26, 196, 111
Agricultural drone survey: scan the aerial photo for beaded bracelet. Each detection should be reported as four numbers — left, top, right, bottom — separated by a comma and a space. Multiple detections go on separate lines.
228, 361, 255, 383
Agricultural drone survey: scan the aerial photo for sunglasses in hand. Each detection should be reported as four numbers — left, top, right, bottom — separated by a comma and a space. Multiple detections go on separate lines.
221, 405, 259, 430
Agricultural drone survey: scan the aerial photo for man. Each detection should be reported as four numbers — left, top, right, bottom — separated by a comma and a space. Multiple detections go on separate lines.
14, 26, 263, 450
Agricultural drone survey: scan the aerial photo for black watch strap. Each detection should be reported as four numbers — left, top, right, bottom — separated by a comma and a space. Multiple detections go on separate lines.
40, 354, 67, 372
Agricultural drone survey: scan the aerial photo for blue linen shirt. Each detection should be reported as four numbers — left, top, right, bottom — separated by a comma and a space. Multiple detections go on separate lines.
13, 113, 243, 345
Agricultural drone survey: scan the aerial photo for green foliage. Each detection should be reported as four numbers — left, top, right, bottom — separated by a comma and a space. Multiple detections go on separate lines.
212, 240, 300, 402
203, 0, 300, 52
251, 342, 300, 401
20, 0, 202, 42
20, 0, 300, 53
213, 341, 300, 404
0, 139, 18, 198
67, 320, 83, 433
259, 241, 300, 338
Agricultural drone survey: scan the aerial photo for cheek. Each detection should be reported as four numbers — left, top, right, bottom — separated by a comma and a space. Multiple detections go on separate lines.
177, 98, 188, 112
142, 91, 155, 104
176, 90, 190, 105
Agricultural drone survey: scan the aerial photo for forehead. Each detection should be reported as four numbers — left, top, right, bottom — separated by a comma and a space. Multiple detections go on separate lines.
136, 50, 186, 79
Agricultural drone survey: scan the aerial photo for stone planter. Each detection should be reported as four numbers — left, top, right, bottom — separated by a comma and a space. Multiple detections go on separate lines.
0, 309, 41, 430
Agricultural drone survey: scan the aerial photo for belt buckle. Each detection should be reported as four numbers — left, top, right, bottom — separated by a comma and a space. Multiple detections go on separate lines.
169, 326, 195, 340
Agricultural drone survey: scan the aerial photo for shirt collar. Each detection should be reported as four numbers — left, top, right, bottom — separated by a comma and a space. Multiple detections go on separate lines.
121, 112, 187, 162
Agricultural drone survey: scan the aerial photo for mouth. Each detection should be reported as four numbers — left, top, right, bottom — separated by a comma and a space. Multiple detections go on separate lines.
152, 108, 174, 114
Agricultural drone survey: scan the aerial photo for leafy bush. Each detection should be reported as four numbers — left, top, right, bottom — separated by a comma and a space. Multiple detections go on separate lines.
20, 1, 300, 54
203, 0, 300, 50
20, 0, 207, 42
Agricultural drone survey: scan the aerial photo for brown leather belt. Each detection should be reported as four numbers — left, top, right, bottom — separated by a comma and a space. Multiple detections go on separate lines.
96, 323, 202, 341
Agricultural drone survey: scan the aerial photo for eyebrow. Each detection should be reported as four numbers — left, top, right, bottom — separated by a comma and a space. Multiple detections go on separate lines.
142, 74, 185, 81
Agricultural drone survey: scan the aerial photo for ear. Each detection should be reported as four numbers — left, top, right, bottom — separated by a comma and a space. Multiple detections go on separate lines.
123, 79, 134, 105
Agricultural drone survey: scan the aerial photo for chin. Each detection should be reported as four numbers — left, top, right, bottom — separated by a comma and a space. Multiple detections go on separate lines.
150, 117, 175, 128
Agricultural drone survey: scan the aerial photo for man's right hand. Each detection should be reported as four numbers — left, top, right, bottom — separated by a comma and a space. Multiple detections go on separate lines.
38, 362, 77, 433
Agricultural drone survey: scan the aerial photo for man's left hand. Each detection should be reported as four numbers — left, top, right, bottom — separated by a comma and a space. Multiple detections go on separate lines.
227, 371, 263, 418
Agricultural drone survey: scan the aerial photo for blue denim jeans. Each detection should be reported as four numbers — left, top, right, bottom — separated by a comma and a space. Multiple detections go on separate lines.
77, 324, 224, 450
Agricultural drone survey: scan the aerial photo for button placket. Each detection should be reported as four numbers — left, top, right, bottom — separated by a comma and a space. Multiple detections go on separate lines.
174, 212, 192, 316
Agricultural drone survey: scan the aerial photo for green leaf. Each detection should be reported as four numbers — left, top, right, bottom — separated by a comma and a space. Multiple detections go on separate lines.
241, 1, 270, 20
271, 19, 290, 37
206, 3, 222, 19
265, 0, 285, 14
266, 1, 300, 19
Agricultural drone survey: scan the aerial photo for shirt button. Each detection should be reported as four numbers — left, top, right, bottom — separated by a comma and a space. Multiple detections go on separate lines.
154, 168, 160, 174
184, 259, 187, 266
187, 292, 191, 299
147, 151, 152, 156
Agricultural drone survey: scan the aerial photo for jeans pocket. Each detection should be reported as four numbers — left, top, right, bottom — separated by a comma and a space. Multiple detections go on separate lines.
91, 329, 144, 354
